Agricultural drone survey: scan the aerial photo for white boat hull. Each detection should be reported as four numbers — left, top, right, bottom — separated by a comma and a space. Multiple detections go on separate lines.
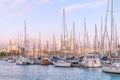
102, 65, 120, 73
80, 60, 101, 68
54, 61, 71, 67
16, 61, 28, 65
16, 56, 32, 65
82, 62, 101, 68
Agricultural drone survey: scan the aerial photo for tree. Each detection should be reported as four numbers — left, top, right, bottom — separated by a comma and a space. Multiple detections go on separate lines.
0, 51, 6, 57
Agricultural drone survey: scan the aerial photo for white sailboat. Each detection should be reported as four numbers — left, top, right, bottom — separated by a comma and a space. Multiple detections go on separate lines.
78, 18, 101, 68
102, 0, 120, 73
102, 58, 120, 73
53, 9, 71, 67
16, 20, 31, 65
16, 56, 29, 65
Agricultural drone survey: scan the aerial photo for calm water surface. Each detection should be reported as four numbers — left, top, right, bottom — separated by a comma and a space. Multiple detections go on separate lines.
0, 61, 120, 80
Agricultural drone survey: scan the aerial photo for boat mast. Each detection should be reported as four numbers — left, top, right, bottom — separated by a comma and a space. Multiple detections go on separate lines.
52, 33, 56, 57
19, 32, 21, 55
114, 24, 118, 50
83, 18, 87, 55
46, 40, 49, 57
103, 0, 110, 53
73, 21, 76, 57
100, 16, 103, 52
32, 39, 36, 57
63, 9, 66, 48
60, 34, 63, 57
24, 20, 27, 57
18, 32, 19, 55
70, 30, 72, 57
62, 8, 68, 58
79, 32, 82, 56
110, 0, 114, 51
86, 31, 89, 53
38, 32, 41, 57
94, 24, 98, 53
9, 40, 12, 57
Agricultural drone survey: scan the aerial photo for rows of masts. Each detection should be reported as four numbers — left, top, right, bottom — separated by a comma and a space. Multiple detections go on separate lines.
6, 0, 119, 58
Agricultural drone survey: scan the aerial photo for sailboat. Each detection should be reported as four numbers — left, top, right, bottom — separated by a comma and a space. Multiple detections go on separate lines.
79, 19, 101, 68
53, 9, 71, 67
40, 40, 52, 65
69, 22, 81, 67
102, 0, 120, 73
80, 53, 101, 68
16, 20, 31, 65
32, 32, 41, 65
53, 59, 71, 67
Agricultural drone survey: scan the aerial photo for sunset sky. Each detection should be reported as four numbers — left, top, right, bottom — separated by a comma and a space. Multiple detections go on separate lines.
0, 0, 120, 44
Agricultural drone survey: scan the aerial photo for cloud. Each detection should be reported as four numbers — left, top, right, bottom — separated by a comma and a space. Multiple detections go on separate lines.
36, 0, 51, 5
10, 0, 27, 8
0, 0, 28, 17
63, 0, 107, 14
0, 0, 52, 18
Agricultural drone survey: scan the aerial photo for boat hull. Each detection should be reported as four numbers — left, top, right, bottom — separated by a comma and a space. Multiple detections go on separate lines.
16, 61, 28, 65
81, 53, 101, 68
80, 61, 101, 68
102, 65, 120, 73
54, 61, 71, 67
41, 59, 51, 65
86, 63, 101, 68
16, 56, 32, 65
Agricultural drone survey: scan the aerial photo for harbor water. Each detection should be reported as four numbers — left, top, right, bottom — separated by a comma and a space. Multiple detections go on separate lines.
0, 61, 120, 80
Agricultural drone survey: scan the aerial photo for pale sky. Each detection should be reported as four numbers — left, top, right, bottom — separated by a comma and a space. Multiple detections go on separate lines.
0, 0, 120, 45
